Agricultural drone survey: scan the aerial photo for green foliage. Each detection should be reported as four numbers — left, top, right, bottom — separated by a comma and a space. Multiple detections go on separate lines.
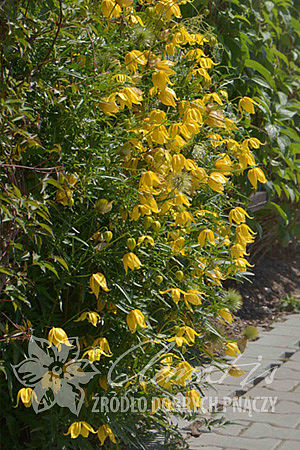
187, 0, 300, 249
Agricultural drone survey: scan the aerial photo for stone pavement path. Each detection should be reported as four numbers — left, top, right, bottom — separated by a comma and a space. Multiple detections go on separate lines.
185, 313, 300, 450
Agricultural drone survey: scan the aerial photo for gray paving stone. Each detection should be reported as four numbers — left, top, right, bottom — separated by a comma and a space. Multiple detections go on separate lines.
257, 335, 300, 348
213, 423, 250, 436
241, 422, 300, 440
262, 378, 300, 393
224, 408, 300, 427
274, 400, 300, 414
284, 360, 300, 371
277, 441, 300, 450
290, 352, 300, 362
246, 386, 300, 404
188, 434, 280, 449
267, 326, 300, 337
269, 365, 300, 380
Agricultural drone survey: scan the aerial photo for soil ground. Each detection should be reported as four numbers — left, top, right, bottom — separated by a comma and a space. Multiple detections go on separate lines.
227, 243, 300, 338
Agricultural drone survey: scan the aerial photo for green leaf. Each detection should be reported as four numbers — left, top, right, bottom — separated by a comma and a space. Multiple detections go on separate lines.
244, 59, 276, 89
267, 202, 288, 224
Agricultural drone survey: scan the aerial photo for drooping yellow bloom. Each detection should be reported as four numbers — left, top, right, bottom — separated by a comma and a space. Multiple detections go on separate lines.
228, 365, 246, 377
172, 154, 186, 173
15, 388, 36, 408
159, 287, 186, 304
99, 97, 119, 116
156, 365, 174, 389
64, 422, 96, 439
225, 342, 240, 357
218, 308, 233, 323
89, 273, 110, 299
123, 252, 142, 273
158, 87, 177, 107
236, 223, 256, 245
248, 167, 267, 189
126, 309, 148, 333
139, 171, 161, 194
152, 70, 172, 89
155, 0, 182, 21
215, 154, 233, 175
137, 235, 155, 246
230, 243, 248, 259
238, 96, 258, 114
173, 361, 195, 386
75, 311, 101, 327
48, 327, 72, 350
185, 389, 201, 410
125, 50, 147, 73
233, 257, 254, 272
97, 424, 116, 445
184, 289, 203, 306
198, 229, 215, 247
229, 207, 253, 225
168, 326, 200, 347
84, 337, 113, 362
208, 172, 228, 193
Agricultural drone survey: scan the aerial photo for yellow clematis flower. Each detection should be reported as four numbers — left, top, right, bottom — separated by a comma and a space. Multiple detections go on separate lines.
247, 167, 267, 189
75, 311, 101, 327
152, 70, 172, 89
159, 287, 186, 304
168, 326, 200, 347
228, 365, 246, 377
97, 424, 116, 445
137, 235, 155, 246
48, 327, 72, 350
64, 421, 96, 439
173, 361, 195, 386
184, 289, 204, 306
125, 50, 147, 73
89, 273, 110, 299
101, 0, 121, 17
123, 252, 142, 273
99, 97, 119, 116
158, 87, 177, 107
238, 96, 258, 114
230, 243, 248, 259
185, 389, 201, 410
156, 365, 174, 389
139, 171, 161, 194
126, 309, 148, 333
236, 223, 256, 245
225, 342, 240, 357
229, 207, 253, 225
218, 308, 233, 323
15, 388, 36, 408
208, 172, 228, 193
198, 229, 215, 247
83, 337, 112, 362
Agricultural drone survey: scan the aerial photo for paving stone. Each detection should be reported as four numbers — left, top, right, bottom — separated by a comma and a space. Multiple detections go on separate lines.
246, 386, 300, 404
213, 423, 250, 436
284, 360, 300, 371
277, 441, 300, 450
241, 343, 291, 360
188, 434, 280, 449
256, 335, 300, 348
290, 352, 300, 362
267, 326, 300, 337
262, 378, 300, 393
274, 400, 300, 414
269, 365, 300, 380
224, 408, 300, 427
241, 422, 300, 440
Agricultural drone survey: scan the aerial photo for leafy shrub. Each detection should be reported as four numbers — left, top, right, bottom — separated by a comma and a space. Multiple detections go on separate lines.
0, 0, 269, 448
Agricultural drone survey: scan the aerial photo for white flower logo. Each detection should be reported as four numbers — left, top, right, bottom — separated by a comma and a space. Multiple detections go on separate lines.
12, 336, 99, 415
